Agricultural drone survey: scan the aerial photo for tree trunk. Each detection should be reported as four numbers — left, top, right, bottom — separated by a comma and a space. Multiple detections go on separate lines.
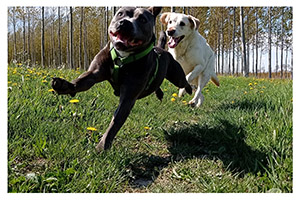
57, 7, 62, 67
240, 7, 248, 77
69, 7, 74, 69
268, 7, 272, 78
22, 9, 26, 62
51, 9, 55, 67
227, 11, 231, 74
232, 7, 236, 75
27, 7, 31, 64
255, 8, 259, 77
79, 7, 83, 69
221, 9, 224, 74
41, 7, 45, 67
83, 8, 89, 70
66, 8, 70, 66
280, 8, 284, 79
12, 7, 17, 61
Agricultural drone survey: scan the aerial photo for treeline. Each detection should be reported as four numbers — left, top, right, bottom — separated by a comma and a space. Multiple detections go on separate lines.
7, 6, 293, 78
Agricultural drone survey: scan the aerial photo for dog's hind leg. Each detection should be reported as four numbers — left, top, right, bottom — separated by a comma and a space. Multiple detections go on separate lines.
189, 72, 210, 107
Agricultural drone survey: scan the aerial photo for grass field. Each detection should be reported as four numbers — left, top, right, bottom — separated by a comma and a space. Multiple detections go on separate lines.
7, 64, 293, 193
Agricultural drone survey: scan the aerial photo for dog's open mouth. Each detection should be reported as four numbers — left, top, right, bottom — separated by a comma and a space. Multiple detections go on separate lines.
110, 31, 143, 48
168, 36, 185, 48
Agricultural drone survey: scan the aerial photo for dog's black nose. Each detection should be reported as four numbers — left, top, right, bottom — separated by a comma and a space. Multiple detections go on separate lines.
167, 30, 175, 36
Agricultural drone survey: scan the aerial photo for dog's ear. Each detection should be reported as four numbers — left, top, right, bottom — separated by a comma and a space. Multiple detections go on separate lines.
160, 12, 171, 25
188, 15, 200, 30
148, 7, 162, 18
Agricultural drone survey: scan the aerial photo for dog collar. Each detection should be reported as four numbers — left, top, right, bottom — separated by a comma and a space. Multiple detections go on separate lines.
110, 42, 154, 66
109, 42, 159, 93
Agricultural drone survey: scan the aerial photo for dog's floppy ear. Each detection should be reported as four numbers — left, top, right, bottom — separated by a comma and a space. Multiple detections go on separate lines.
188, 15, 200, 30
160, 12, 171, 25
148, 7, 162, 18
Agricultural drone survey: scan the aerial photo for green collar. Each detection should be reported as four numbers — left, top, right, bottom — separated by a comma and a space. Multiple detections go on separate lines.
110, 42, 154, 66
109, 42, 159, 94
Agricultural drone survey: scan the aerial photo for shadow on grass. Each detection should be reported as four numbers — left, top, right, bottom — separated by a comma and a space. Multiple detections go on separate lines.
164, 120, 268, 175
127, 120, 268, 189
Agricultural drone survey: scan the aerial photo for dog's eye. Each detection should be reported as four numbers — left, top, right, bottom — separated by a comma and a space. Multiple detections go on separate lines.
117, 12, 123, 17
139, 16, 147, 23
180, 22, 185, 26
169, 20, 172, 24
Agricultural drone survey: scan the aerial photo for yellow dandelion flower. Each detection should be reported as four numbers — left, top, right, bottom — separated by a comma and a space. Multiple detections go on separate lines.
87, 127, 97, 131
205, 89, 209, 92
260, 91, 264, 93
69, 99, 79, 103
12, 83, 17, 86
182, 100, 187, 105
8, 81, 12, 84
248, 83, 253, 86
171, 97, 176, 102
231, 101, 235, 104
144, 126, 151, 130
254, 82, 258, 85
250, 87, 253, 90
172, 93, 178, 97
42, 80, 47, 83
48, 89, 55, 92
244, 91, 247, 94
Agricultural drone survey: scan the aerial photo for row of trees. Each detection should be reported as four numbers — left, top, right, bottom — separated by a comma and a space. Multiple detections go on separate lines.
7, 6, 293, 78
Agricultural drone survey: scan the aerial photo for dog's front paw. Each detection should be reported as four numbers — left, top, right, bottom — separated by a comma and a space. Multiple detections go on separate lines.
51, 77, 76, 97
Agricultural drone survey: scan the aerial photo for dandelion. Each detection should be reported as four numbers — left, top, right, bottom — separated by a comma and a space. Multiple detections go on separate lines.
48, 89, 55, 92
205, 89, 209, 93
172, 93, 178, 97
254, 82, 258, 85
69, 99, 79, 103
250, 87, 253, 90
144, 126, 151, 130
248, 83, 253, 86
42, 80, 47, 83
12, 83, 17, 86
260, 91, 264, 93
244, 91, 247, 94
231, 101, 235, 104
182, 100, 187, 105
8, 81, 12, 84
87, 127, 97, 131
171, 97, 176, 102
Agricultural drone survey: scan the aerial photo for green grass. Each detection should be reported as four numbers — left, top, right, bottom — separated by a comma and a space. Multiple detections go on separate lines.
7, 64, 293, 193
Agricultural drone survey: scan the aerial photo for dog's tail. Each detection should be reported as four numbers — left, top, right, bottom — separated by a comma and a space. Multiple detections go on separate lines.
157, 31, 167, 49
207, 54, 220, 87
211, 73, 220, 87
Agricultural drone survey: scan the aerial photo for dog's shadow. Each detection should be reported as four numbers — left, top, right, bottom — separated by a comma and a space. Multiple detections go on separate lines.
128, 119, 268, 189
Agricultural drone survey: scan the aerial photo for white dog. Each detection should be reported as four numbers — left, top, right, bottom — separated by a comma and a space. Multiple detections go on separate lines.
160, 12, 219, 107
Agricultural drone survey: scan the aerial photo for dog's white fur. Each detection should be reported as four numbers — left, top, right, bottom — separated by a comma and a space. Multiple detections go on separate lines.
161, 12, 219, 107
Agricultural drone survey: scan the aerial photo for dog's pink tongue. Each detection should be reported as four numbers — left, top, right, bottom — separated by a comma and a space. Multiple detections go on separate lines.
168, 38, 177, 48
